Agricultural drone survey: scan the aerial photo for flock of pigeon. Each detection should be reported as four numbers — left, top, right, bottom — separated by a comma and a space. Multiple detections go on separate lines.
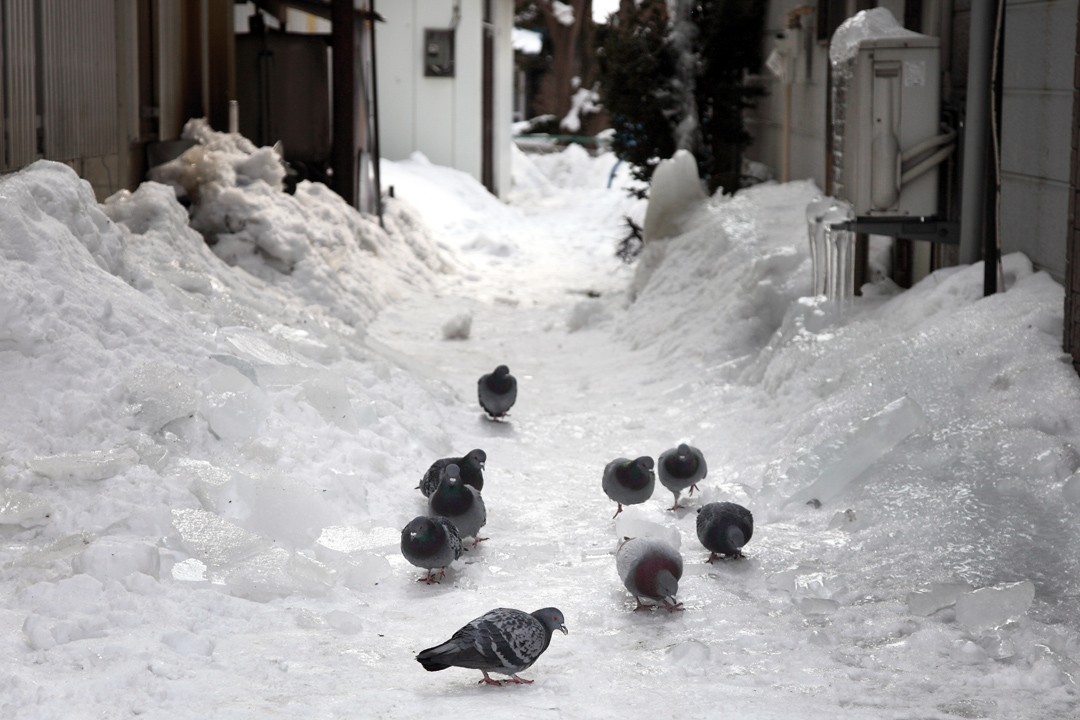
400, 365, 754, 686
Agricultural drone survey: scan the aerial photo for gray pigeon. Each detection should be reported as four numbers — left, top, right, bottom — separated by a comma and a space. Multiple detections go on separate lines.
416, 607, 567, 685
615, 536, 684, 611
602, 456, 655, 518
429, 464, 488, 546
696, 501, 753, 561
400, 516, 464, 583
478, 365, 517, 419
657, 443, 708, 510
419, 449, 486, 497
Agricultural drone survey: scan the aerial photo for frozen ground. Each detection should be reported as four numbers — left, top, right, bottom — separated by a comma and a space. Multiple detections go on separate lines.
1, 128, 1079, 719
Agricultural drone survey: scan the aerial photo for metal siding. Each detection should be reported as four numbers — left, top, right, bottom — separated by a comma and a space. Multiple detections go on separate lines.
40, 0, 119, 161
156, 0, 183, 141
2, 0, 38, 169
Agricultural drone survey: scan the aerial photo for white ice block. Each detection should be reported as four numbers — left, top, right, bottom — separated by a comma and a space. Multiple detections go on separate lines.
955, 581, 1035, 630
906, 582, 973, 617
783, 396, 928, 507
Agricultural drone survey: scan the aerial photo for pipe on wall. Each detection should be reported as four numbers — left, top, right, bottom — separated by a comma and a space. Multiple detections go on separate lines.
957, 0, 996, 265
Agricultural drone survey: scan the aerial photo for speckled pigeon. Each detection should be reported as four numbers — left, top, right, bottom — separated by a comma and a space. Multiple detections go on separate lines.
478, 365, 517, 419
429, 464, 488, 546
657, 443, 708, 510
416, 607, 567, 685
400, 516, 463, 584
616, 536, 684, 611
419, 449, 486, 497
602, 456, 655, 518
696, 501, 753, 561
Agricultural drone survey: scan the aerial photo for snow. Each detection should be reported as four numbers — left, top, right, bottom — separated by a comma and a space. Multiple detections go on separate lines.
552, 0, 575, 27
2, 129, 1080, 719
830, 7, 923, 65
512, 27, 542, 55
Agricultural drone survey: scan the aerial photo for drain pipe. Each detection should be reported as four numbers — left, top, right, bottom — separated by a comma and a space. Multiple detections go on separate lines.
957, 0, 997, 266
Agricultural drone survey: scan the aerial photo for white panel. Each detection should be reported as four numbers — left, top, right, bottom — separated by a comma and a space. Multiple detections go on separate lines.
414, 0, 459, 169
1000, 173, 1069, 282
374, 0, 416, 161
492, 0, 515, 198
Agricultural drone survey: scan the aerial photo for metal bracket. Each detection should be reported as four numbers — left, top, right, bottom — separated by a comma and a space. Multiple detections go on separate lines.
830, 216, 959, 245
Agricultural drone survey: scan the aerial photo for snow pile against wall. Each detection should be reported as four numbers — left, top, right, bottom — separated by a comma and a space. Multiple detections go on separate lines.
149, 119, 451, 327
620, 179, 820, 359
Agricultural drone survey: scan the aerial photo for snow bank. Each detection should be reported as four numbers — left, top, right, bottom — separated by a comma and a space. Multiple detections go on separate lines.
149, 119, 451, 327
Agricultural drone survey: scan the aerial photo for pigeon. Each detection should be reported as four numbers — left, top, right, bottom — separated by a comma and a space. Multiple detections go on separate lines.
478, 365, 517, 419
416, 607, 567, 685
400, 516, 464, 584
419, 449, 487, 497
602, 456, 655, 518
696, 501, 753, 561
429, 464, 488, 546
615, 536, 684, 611
657, 443, 708, 510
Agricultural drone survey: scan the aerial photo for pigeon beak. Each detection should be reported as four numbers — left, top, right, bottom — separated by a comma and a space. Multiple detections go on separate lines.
558, 624, 568, 635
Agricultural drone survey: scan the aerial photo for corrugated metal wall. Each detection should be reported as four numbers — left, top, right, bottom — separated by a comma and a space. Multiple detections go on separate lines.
1, 0, 38, 170
156, 0, 184, 141
39, 0, 120, 161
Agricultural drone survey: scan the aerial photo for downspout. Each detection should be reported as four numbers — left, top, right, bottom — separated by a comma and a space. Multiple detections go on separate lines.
370, 0, 383, 227
957, 0, 996, 266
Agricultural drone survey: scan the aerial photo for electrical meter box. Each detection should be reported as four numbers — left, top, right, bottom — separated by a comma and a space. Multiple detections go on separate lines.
424, 29, 455, 77
834, 34, 941, 217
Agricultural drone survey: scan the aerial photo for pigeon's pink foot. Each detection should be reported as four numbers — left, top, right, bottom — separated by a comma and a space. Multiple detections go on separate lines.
689, 484, 699, 496
479, 672, 504, 686
668, 501, 684, 511
706, 552, 719, 564
633, 598, 650, 612
612, 504, 623, 519
507, 675, 533, 684
417, 570, 440, 584
472, 537, 489, 548
663, 599, 685, 612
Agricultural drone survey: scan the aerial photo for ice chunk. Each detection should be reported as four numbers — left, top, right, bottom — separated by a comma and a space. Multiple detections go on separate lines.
11, 533, 96, 568
325, 610, 364, 634
950, 640, 988, 665
614, 509, 681, 549
167, 458, 243, 517
221, 548, 335, 602
23, 615, 56, 650
298, 373, 359, 433
566, 299, 609, 332
906, 582, 973, 617
642, 149, 707, 242
171, 508, 271, 568
229, 471, 338, 548
441, 312, 472, 340
201, 365, 271, 440
828, 508, 870, 533
72, 537, 161, 582
955, 581, 1035, 631
668, 640, 710, 673
1063, 473, 1080, 505
315, 526, 406, 558
171, 558, 208, 582
0, 488, 53, 527
126, 363, 198, 432
782, 396, 928, 507
335, 553, 392, 589
29, 448, 140, 482
800, 598, 840, 615
162, 631, 215, 656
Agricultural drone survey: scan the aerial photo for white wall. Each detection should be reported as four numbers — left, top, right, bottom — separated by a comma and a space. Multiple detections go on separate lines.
376, 0, 514, 197
998, 0, 1078, 282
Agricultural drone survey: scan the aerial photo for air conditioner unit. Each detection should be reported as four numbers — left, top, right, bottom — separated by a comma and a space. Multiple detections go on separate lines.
833, 32, 943, 217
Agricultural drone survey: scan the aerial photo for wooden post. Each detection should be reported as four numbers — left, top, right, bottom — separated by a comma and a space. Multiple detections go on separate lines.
331, 0, 357, 207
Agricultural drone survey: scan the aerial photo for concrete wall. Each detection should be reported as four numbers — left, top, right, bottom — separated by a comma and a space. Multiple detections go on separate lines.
998, 0, 1078, 282
376, 0, 514, 198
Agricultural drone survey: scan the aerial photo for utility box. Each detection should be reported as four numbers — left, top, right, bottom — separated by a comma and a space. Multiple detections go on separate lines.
423, 29, 455, 77
833, 34, 942, 216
